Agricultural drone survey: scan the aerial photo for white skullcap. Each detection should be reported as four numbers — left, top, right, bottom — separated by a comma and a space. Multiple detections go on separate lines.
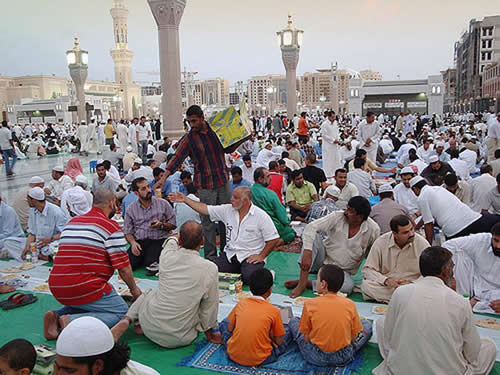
428, 155, 439, 164
126, 146, 133, 152
75, 175, 88, 185
436, 141, 445, 148
379, 183, 393, 194
97, 159, 104, 164
28, 187, 45, 200
66, 189, 91, 216
53, 165, 65, 173
56, 317, 114, 357
29, 176, 44, 184
80, 120, 86, 125
400, 166, 415, 175
324, 185, 341, 198
134, 158, 143, 164
410, 176, 425, 188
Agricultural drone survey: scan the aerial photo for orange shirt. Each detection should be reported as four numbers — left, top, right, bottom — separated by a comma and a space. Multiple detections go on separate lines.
299, 294, 363, 352
298, 118, 308, 136
227, 297, 286, 366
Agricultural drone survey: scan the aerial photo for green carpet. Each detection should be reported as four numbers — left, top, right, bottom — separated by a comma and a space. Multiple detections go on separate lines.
1, 252, 499, 374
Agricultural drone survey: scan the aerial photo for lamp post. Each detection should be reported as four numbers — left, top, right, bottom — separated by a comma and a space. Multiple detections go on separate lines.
66, 37, 88, 124
277, 14, 303, 120
320, 95, 326, 110
267, 86, 276, 115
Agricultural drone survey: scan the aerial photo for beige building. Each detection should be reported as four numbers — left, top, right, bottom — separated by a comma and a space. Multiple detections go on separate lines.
482, 61, 500, 112
299, 70, 331, 111
359, 69, 383, 81
247, 74, 289, 115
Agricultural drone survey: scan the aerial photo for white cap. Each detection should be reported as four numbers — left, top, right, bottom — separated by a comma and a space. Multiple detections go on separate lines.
436, 141, 445, 148
97, 159, 104, 165
428, 155, 439, 164
75, 175, 88, 185
56, 317, 114, 357
126, 145, 133, 152
80, 120, 86, 125
53, 165, 65, 173
29, 176, 44, 184
410, 176, 425, 188
400, 166, 415, 175
66, 189, 91, 216
379, 183, 393, 194
28, 187, 45, 200
134, 158, 143, 164
324, 185, 341, 198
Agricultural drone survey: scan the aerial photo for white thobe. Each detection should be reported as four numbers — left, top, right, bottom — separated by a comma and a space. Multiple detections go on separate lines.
393, 183, 419, 216
47, 175, 74, 200
76, 125, 89, 152
256, 149, 280, 168
460, 149, 479, 174
373, 276, 496, 375
379, 139, 394, 155
128, 124, 138, 153
87, 122, 99, 154
116, 123, 129, 153
358, 119, 380, 162
470, 173, 496, 212
416, 145, 434, 163
320, 119, 341, 178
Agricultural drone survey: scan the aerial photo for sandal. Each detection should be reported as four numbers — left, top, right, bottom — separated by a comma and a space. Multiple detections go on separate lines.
1, 292, 38, 310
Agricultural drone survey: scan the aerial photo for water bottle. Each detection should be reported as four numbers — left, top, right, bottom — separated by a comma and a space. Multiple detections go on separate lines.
229, 281, 235, 296
31, 243, 38, 263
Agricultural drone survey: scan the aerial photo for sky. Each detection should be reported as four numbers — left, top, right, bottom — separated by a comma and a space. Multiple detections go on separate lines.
1, 0, 499, 87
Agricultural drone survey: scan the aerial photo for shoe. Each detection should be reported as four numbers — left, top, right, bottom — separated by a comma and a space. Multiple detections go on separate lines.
145, 262, 159, 272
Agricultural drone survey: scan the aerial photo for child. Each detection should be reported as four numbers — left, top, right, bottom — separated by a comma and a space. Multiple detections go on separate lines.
289, 264, 372, 367
0, 339, 37, 375
219, 268, 291, 366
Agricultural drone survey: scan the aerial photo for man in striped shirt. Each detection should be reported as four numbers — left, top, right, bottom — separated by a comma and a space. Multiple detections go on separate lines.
44, 189, 141, 340
155, 105, 249, 261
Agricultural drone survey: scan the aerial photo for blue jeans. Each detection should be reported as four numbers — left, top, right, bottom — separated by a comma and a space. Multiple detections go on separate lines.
288, 317, 372, 367
2, 149, 17, 175
218, 318, 293, 365
55, 288, 128, 328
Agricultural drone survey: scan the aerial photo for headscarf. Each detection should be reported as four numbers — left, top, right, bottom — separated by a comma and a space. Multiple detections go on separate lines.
66, 189, 91, 217
65, 158, 83, 181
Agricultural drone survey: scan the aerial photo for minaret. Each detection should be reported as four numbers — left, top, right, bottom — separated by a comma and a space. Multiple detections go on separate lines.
110, 0, 134, 118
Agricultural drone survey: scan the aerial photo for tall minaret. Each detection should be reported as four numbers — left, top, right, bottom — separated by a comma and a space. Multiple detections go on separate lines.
110, 0, 134, 86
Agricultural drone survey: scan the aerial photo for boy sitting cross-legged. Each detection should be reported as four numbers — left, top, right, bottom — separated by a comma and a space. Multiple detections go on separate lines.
289, 264, 373, 367
219, 268, 292, 366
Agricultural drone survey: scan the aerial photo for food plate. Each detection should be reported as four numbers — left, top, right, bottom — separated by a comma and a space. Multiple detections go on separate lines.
475, 319, 500, 330
372, 306, 388, 315
34, 284, 50, 292
293, 296, 311, 306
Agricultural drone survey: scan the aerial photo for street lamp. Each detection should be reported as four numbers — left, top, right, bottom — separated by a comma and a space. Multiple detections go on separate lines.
66, 36, 88, 124
267, 86, 277, 115
320, 95, 326, 110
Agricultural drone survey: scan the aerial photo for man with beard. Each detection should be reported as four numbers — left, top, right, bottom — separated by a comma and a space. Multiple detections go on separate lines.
373, 246, 497, 375
361, 215, 429, 303
124, 178, 176, 270
442, 223, 500, 315
45, 189, 142, 340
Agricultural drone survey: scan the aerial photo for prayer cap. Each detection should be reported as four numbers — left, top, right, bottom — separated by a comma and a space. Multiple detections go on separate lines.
53, 165, 65, 173
67, 190, 91, 216
379, 183, 393, 194
436, 141, 445, 148
134, 158, 143, 164
325, 185, 341, 198
28, 187, 45, 200
400, 167, 415, 175
126, 146, 133, 152
428, 155, 439, 164
56, 317, 114, 357
75, 175, 88, 185
29, 176, 44, 184
410, 176, 425, 188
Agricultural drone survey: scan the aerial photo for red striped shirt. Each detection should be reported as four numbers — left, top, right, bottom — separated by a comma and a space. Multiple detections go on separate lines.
48, 207, 130, 306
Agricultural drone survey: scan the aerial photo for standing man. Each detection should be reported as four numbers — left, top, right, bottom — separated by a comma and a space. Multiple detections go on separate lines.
128, 118, 138, 154
297, 112, 309, 144
157, 105, 249, 262
116, 120, 129, 154
358, 111, 380, 163
76, 120, 88, 156
136, 116, 150, 162
320, 110, 341, 178
0, 121, 17, 176
103, 119, 115, 146
487, 112, 500, 162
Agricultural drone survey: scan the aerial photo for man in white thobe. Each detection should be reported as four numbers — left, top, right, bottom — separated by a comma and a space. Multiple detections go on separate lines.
76, 120, 88, 155
116, 121, 129, 154
320, 110, 341, 178
358, 111, 380, 163
470, 164, 496, 212
128, 119, 138, 153
86, 119, 100, 154
373, 246, 497, 375
256, 142, 280, 168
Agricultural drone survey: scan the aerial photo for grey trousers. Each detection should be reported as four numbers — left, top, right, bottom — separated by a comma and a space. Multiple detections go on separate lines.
198, 181, 232, 262
298, 233, 354, 295
139, 140, 148, 162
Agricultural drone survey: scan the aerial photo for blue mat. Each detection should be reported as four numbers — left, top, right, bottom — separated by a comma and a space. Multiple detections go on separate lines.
178, 340, 363, 375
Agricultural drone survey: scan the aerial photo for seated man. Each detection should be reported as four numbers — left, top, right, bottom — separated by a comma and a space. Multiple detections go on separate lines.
361, 215, 429, 303
481, 172, 500, 215
323, 168, 358, 210
60, 175, 93, 219
124, 177, 176, 270
393, 167, 419, 219
268, 161, 286, 203
347, 158, 376, 199
45, 189, 141, 339
169, 187, 279, 284
91, 162, 118, 194
348, 148, 396, 174
44, 165, 74, 205
369, 184, 408, 234
442, 223, 500, 314
173, 183, 201, 230
20, 187, 67, 261
124, 158, 154, 183
251, 167, 296, 247
56, 317, 159, 374
102, 142, 122, 170
301, 153, 327, 194
285, 196, 380, 298
286, 170, 319, 222
442, 172, 471, 206
420, 155, 454, 186
230, 166, 252, 191
373, 246, 497, 375
0, 193, 27, 261
11, 176, 45, 231
241, 154, 255, 183
111, 222, 221, 348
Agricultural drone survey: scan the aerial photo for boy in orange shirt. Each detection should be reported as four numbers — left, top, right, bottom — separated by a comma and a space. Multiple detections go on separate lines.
219, 268, 292, 366
289, 264, 372, 367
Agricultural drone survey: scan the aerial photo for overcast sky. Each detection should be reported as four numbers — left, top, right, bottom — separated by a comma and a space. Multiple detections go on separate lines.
1, 0, 499, 87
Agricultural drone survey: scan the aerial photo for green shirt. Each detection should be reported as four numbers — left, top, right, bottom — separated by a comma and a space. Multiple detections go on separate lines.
286, 180, 317, 206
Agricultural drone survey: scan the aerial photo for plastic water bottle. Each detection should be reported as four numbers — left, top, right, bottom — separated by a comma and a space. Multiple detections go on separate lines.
25, 253, 31, 264
31, 243, 38, 264
229, 281, 235, 296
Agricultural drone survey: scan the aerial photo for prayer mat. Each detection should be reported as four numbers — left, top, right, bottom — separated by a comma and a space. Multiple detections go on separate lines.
178, 340, 364, 375
276, 237, 303, 254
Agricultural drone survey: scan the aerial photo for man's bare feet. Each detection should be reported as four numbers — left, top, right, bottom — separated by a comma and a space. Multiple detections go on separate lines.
111, 318, 131, 341
0, 285, 15, 294
287, 280, 313, 298
59, 315, 70, 331
44, 311, 60, 340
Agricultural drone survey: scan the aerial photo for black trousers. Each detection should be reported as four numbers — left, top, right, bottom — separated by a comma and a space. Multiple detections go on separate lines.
448, 213, 500, 240
290, 206, 308, 221
127, 238, 165, 270
215, 252, 265, 285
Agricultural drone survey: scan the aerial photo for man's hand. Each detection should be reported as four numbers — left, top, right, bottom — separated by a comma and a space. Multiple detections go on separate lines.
384, 277, 400, 289
246, 254, 266, 264
300, 250, 313, 272
365, 138, 372, 147
150, 220, 162, 229
43, 188, 51, 195
130, 241, 142, 256
130, 286, 142, 301
37, 237, 52, 249
470, 297, 479, 308
168, 192, 186, 203
390, 167, 397, 173
489, 300, 500, 313
205, 329, 222, 344
21, 247, 29, 260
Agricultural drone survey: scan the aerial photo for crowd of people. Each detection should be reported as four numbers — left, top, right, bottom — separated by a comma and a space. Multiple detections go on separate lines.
1, 106, 500, 374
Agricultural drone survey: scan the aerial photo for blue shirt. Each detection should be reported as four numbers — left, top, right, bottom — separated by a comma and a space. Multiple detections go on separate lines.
27, 202, 67, 240
149, 179, 171, 198
121, 192, 139, 217
0, 202, 25, 241
231, 178, 252, 192
314, 142, 322, 157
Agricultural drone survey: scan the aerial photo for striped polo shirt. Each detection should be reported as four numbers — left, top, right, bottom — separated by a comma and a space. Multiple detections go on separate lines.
48, 207, 130, 306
